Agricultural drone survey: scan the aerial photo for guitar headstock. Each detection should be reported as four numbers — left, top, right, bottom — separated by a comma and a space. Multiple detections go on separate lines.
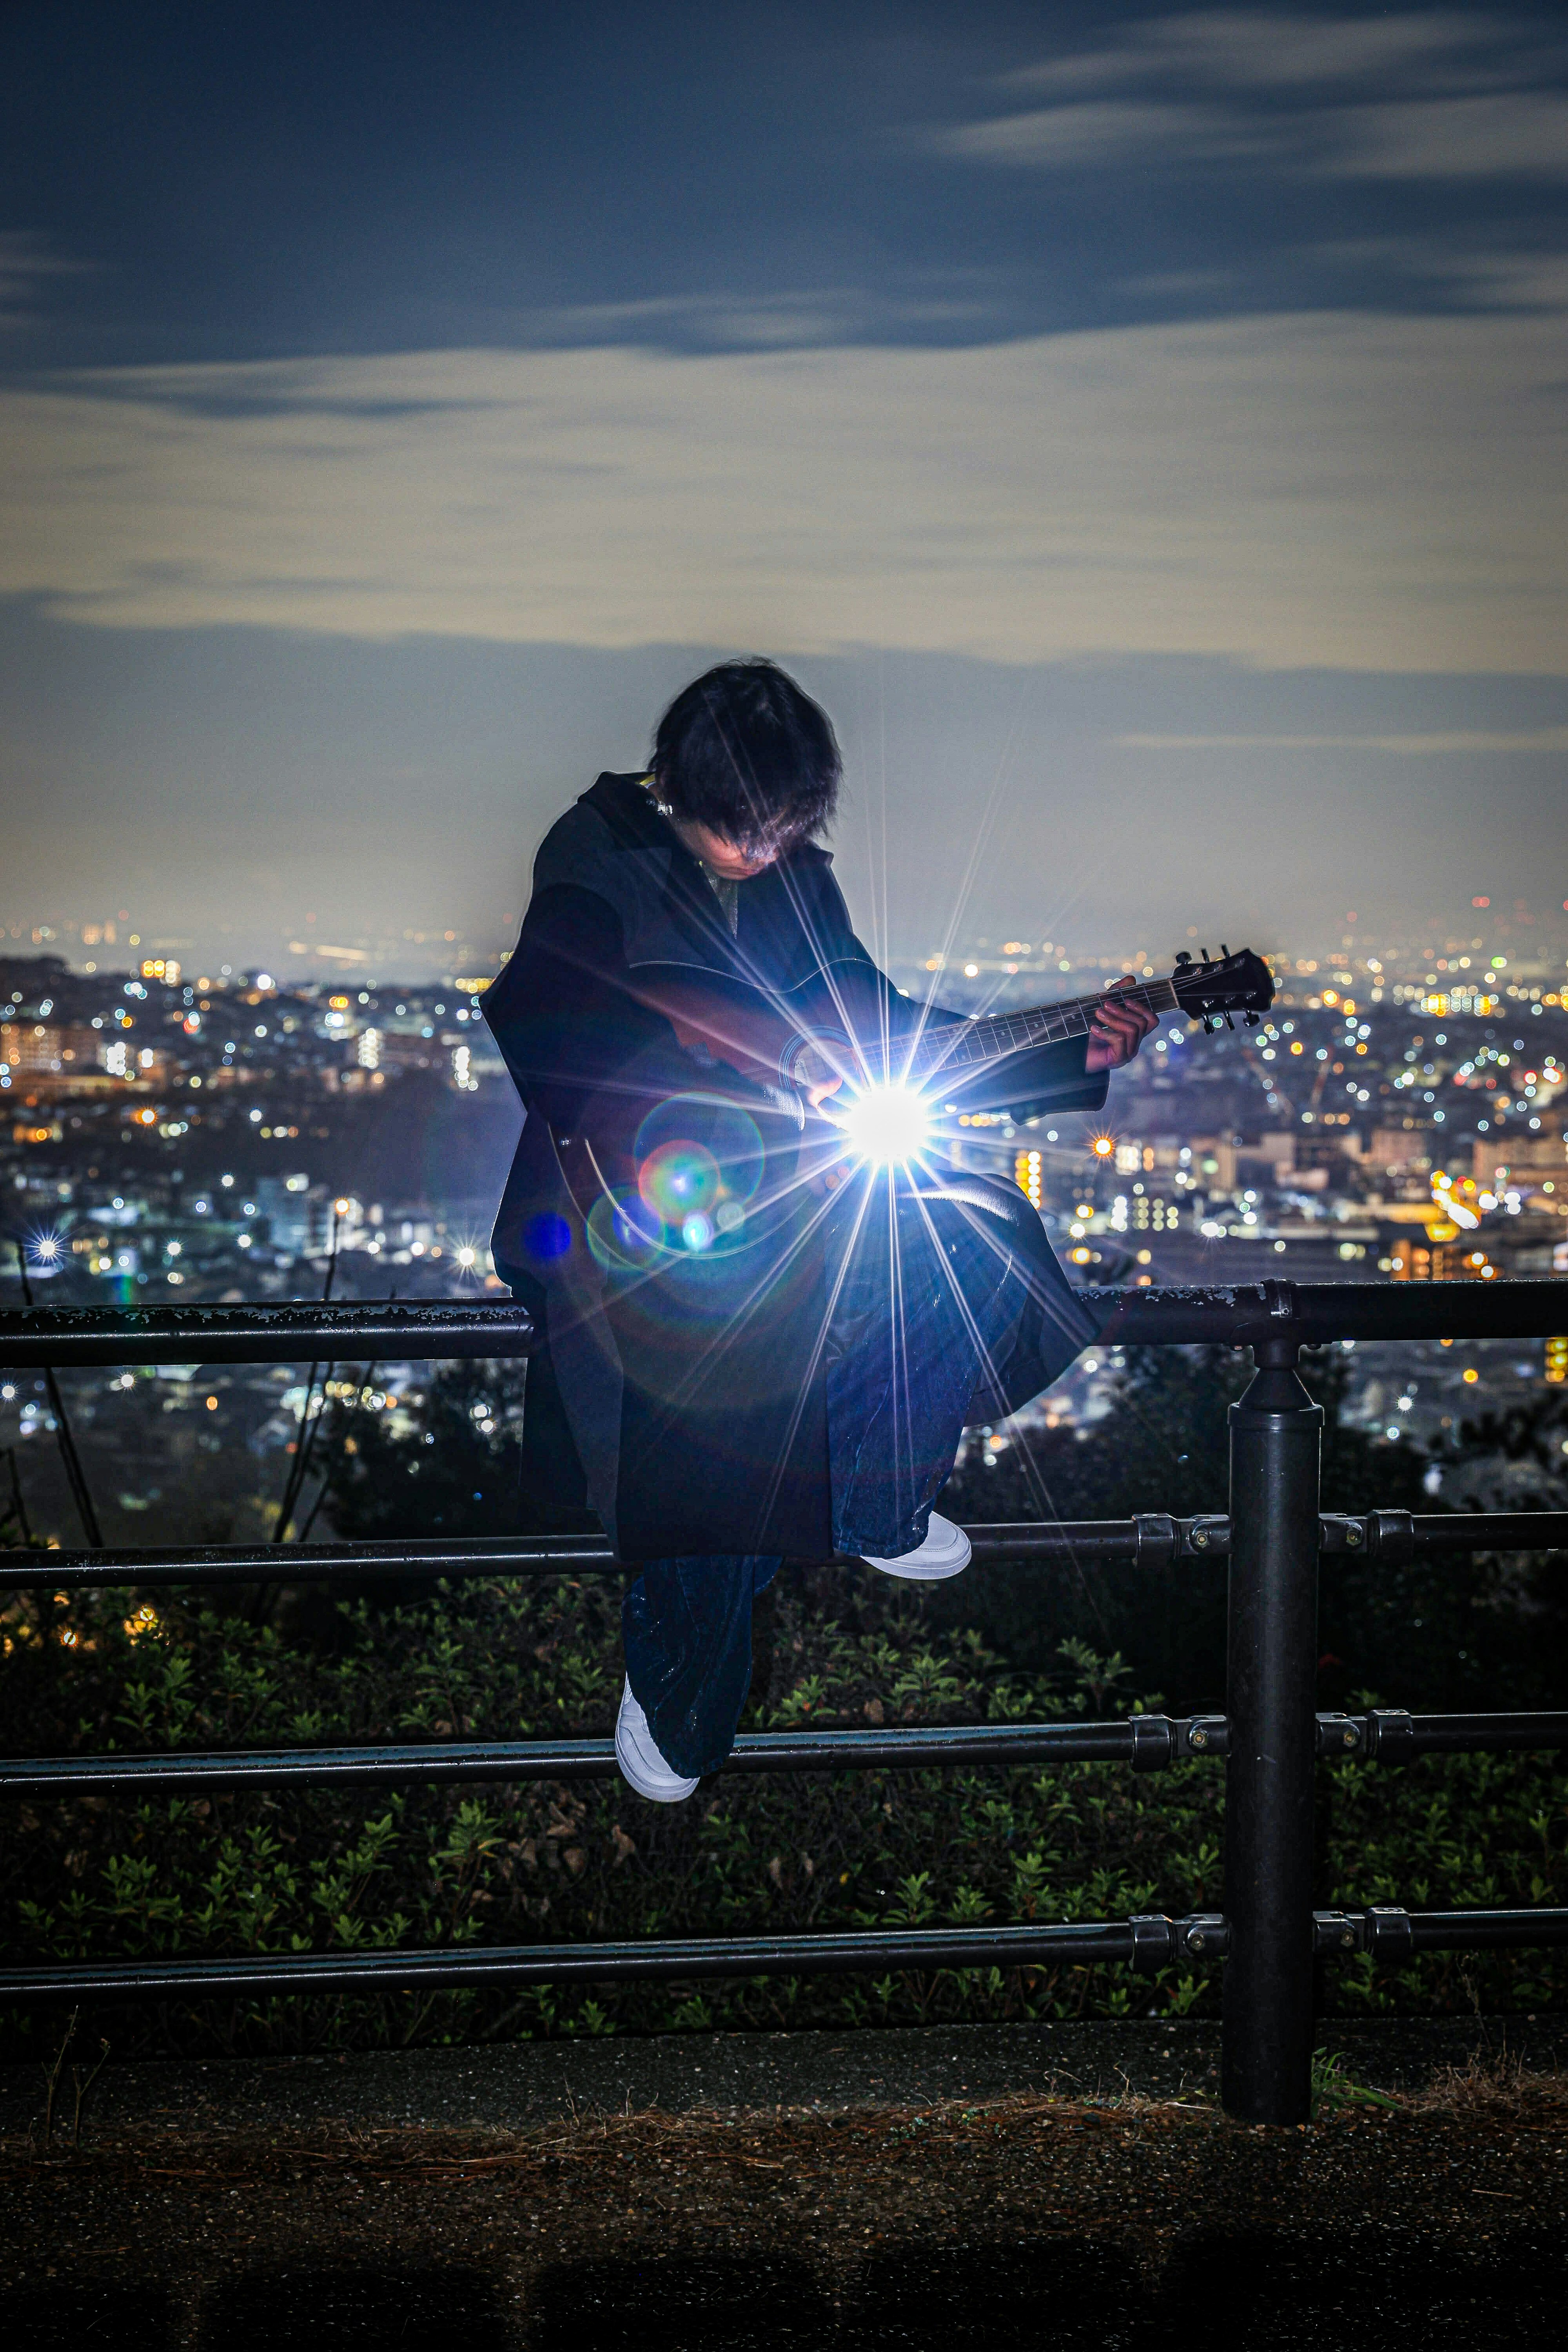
1169, 945, 1275, 1032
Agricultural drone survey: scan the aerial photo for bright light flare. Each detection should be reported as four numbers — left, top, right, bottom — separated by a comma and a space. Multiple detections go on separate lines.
838, 1082, 932, 1166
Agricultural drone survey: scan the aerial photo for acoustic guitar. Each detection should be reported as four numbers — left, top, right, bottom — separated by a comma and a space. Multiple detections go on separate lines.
636, 945, 1276, 1108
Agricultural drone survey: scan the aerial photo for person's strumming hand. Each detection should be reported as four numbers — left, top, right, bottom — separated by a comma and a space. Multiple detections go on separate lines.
1085, 976, 1158, 1072
791, 1042, 845, 1109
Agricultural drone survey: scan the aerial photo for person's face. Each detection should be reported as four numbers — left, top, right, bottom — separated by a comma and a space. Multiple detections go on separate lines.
666, 814, 776, 880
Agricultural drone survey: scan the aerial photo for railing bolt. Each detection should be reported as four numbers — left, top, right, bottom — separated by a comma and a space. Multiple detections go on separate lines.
1190, 1726, 1209, 1749
1344, 1525, 1362, 1548
1189, 1930, 1207, 1953
1341, 1726, 1357, 1749
1192, 1528, 1209, 1549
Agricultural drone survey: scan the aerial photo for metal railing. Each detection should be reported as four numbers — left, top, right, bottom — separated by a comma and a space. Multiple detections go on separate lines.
3, 1276, 1567, 2125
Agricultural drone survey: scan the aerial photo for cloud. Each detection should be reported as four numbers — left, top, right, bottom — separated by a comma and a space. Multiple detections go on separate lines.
935, 100, 1267, 170
2, 304, 1564, 673
1003, 11, 1497, 97
0, 232, 93, 330
1301, 241, 1568, 310
1321, 93, 1568, 178
928, 10, 1568, 181
1115, 268, 1241, 298
1443, 251, 1568, 307
1116, 728, 1568, 753
506, 287, 995, 352
939, 91, 1568, 178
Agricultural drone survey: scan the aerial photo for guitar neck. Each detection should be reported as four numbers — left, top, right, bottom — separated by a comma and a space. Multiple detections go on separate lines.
906, 978, 1178, 1082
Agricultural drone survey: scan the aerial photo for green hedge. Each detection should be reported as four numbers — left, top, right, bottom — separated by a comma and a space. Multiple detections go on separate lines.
3, 1558, 1563, 2058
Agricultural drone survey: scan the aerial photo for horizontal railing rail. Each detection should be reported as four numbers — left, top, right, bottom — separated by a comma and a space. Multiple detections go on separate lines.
4, 1276, 1566, 1370
0, 1716, 1178, 1796
8, 1901, 1568, 2006
0, 1918, 1163, 2003
1087, 1276, 1568, 1349
0, 1299, 539, 1370
10, 1709, 1568, 1802
0, 1532, 622, 1589
969, 1512, 1568, 1563
1316, 1906, 1568, 1958
4, 1274, 1567, 2120
6, 1510, 1566, 1591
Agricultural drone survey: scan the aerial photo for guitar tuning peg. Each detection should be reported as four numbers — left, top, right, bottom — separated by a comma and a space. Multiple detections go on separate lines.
1221, 943, 1230, 958
1202, 947, 1212, 962
1244, 1011, 1260, 1027
1223, 1011, 1234, 1030
1175, 950, 1192, 968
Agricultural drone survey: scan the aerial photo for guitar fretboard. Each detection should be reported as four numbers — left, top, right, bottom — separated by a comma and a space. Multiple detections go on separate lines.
904, 980, 1180, 1081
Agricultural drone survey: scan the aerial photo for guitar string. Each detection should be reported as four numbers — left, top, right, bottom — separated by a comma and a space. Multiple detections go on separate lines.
904, 979, 1183, 1080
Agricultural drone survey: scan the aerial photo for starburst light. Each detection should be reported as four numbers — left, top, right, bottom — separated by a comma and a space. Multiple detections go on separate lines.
838, 1081, 933, 1167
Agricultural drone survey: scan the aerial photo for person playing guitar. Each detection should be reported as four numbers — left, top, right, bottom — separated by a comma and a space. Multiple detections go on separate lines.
484, 660, 1270, 1801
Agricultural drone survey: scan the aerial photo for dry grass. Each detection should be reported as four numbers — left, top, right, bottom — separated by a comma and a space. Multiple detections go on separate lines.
4, 2045, 1567, 2202
1406, 2042, 1568, 2116
0, 2086, 1227, 2178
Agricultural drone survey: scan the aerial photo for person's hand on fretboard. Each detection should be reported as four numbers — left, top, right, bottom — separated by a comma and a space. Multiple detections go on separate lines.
1085, 975, 1159, 1072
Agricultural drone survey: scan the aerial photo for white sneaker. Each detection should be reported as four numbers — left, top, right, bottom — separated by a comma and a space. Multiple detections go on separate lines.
860, 1511, 972, 1581
615, 1677, 699, 1803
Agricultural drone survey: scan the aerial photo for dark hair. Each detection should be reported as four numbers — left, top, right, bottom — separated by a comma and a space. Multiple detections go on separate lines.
650, 659, 840, 856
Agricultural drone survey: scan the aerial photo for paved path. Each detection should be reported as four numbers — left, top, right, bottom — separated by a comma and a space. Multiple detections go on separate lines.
5, 2013, 1563, 2140
5, 2018, 1567, 2347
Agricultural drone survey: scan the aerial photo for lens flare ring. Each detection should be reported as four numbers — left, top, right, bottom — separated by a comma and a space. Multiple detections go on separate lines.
638, 1138, 720, 1223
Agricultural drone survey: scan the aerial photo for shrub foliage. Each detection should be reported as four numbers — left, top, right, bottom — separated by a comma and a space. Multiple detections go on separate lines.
3, 1345, 1565, 2055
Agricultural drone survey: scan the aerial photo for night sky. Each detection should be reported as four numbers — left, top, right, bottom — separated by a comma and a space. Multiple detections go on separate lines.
3, 3, 1566, 974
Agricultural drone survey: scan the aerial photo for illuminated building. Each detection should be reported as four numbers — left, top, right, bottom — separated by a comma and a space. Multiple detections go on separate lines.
0, 1021, 101, 1078
1474, 1134, 1566, 1189
1368, 1127, 1432, 1171
380, 1032, 440, 1071
1388, 1232, 1497, 1283
1188, 1137, 1238, 1191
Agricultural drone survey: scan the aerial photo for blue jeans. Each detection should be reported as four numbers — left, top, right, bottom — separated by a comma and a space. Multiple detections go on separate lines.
622, 1182, 1027, 1778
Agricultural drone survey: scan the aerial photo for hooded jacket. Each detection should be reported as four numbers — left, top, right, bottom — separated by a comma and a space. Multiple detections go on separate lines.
484, 773, 1107, 1559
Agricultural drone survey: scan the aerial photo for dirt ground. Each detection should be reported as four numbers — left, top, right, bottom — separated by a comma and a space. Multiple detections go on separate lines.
4, 2046, 1568, 2347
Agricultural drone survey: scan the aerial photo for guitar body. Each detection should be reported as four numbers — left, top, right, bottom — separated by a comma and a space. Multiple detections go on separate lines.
634, 966, 825, 1082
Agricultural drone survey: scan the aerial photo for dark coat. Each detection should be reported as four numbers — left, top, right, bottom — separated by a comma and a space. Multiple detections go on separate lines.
484, 773, 1108, 1561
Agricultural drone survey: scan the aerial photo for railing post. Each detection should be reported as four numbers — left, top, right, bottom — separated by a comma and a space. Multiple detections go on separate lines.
1221, 1338, 1323, 2124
